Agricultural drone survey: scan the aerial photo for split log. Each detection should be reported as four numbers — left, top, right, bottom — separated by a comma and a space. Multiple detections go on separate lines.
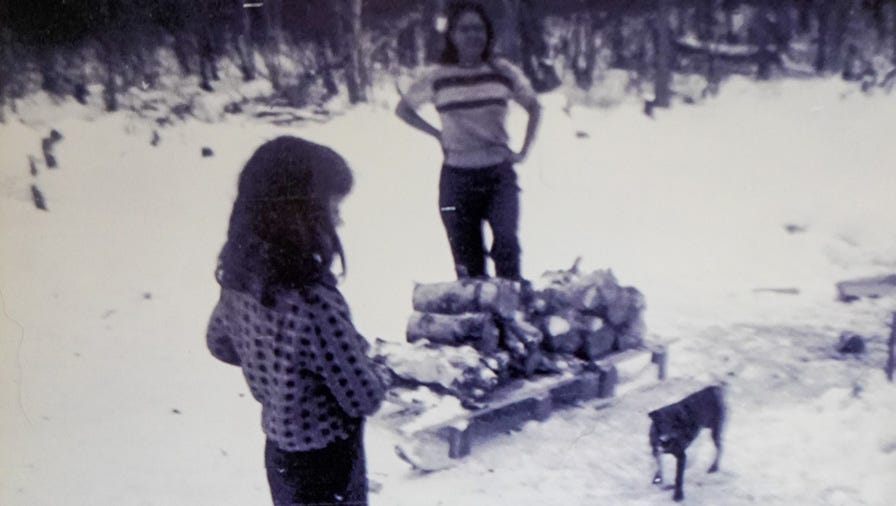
539, 355, 588, 376
616, 315, 646, 351
499, 314, 547, 378
406, 311, 500, 353
501, 314, 544, 356
540, 313, 582, 354
530, 268, 619, 316
605, 286, 645, 326
482, 351, 512, 379
582, 324, 615, 360
373, 339, 500, 405
412, 279, 521, 319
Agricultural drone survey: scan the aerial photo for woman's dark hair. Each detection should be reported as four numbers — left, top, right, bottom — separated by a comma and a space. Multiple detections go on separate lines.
439, 1, 495, 64
216, 136, 353, 301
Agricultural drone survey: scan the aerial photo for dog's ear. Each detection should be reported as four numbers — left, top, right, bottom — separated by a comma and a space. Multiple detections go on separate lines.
648, 409, 660, 422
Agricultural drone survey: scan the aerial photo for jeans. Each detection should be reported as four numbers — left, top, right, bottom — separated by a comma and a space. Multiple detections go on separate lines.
438, 161, 521, 280
264, 422, 367, 506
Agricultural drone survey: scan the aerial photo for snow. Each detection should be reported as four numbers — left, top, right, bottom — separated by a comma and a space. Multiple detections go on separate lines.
2, 76, 895, 505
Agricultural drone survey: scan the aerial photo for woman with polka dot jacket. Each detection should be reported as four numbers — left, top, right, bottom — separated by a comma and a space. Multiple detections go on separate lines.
207, 136, 387, 506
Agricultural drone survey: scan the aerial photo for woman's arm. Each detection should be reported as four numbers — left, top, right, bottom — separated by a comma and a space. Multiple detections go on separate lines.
308, 286, 386, 418
395, 98, 441, 141
512, 100, 542, 164
206, 291, 241, 366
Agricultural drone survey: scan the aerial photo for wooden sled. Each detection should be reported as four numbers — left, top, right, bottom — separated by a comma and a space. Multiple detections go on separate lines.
394, 346, 667, 471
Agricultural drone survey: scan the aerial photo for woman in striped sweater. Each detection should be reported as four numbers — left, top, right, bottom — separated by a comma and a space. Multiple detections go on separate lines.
396, 1, 542, 281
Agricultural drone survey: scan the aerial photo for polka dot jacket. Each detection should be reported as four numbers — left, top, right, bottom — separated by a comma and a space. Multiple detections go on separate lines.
207, 281, 386, 451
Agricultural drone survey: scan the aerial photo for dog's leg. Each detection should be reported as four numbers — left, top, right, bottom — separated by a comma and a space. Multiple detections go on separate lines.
708, 423, 722, 473
673, 451, 686, 502
649, 423, 663, 484
708, 399, 725, 474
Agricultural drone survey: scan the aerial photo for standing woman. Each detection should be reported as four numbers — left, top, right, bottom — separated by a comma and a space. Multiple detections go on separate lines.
206, 136, 386, 506
396, 1, 541, 281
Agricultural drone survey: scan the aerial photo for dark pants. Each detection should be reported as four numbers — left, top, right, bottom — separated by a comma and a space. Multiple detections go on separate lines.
264, 423, 367, 506
438, 162, 521, 280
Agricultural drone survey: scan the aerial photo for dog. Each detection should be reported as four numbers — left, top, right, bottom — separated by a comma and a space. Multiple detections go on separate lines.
648, 385, 725, 501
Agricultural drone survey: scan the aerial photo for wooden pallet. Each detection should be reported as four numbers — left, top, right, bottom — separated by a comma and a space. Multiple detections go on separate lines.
394, 346, 667, 471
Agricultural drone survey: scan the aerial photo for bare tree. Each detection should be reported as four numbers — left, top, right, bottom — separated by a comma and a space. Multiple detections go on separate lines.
516, 0, 560, 91
570, 11, 597, 90
339, 0, 367, 103
653, 0, 674, 108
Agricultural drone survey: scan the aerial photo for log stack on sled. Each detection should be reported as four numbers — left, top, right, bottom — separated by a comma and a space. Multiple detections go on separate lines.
373, 259, 666, 470
376, 259, 649, 408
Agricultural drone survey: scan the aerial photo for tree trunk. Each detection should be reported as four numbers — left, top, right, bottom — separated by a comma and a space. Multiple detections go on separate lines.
423, 0, 445, 63
0, 30, 10, 122
697, 0, 720, 93
571, 12, 597, 90
234, 1, 256, 81
815, 0, 830, 72
171, 31, 193, 76
314, 35, 339, 97
38, 47, 65, 96
723, 0, 738, 42
99, 37, 119, 112
754, 0, 776, 80
516, 0, 559, 92
813, 0, 850, 73
892, 0, 896, 67
609, 12, 626, 69
260, 0, 282, 91
396, 18, 420, 68
828, 0, 850, 73
196, 2, 220, 92
797, 0, 813, 34
864, 0, 886, 41
653, 0, 673, 108
341, 0, 366, 103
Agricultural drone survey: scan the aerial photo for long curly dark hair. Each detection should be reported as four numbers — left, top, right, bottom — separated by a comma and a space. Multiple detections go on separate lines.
216, 136, 353, 302
439, 1, 495, 65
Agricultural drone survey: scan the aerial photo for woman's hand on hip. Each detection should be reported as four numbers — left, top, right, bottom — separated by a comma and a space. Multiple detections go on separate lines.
510, 150, 528, 164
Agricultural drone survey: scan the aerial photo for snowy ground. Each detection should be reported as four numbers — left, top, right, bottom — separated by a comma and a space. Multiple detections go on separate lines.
1, 77, 895, 505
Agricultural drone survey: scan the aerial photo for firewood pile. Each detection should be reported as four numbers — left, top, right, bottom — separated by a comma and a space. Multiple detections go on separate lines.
374, 260, 647, 408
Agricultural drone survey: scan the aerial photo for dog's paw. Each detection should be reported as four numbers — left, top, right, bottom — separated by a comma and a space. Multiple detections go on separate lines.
673, 490, 684, 502
708, 463, 719, 474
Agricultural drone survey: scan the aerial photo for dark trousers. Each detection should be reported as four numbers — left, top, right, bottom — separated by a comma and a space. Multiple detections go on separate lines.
438, 162, 521, 280
264, 423, 367, 506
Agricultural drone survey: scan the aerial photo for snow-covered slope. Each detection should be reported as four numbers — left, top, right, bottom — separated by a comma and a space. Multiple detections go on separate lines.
1, 77, 894, 505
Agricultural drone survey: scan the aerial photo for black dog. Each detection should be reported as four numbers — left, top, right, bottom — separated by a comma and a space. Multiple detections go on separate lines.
648, 385, 725, 501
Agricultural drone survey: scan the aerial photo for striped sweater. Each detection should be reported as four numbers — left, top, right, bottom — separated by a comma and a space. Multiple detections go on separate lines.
404, 58, 538, 168
207, 281, 385, 451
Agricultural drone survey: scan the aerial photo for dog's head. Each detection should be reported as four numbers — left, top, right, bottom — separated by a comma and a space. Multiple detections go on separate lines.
648, 407, 685, 450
